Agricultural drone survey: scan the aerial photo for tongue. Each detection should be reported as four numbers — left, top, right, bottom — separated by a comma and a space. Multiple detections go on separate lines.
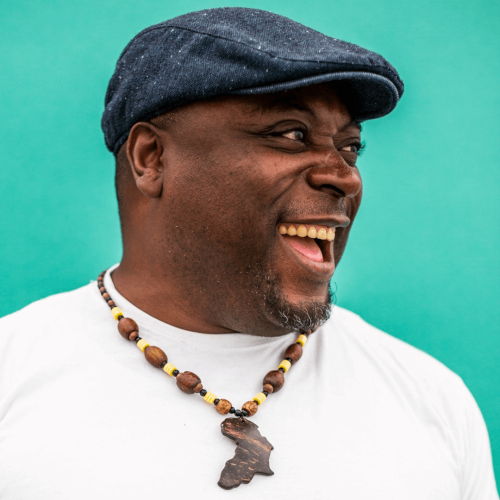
282, 234, 324, 262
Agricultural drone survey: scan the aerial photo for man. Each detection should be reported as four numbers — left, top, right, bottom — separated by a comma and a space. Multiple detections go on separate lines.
0, 7, 497, 499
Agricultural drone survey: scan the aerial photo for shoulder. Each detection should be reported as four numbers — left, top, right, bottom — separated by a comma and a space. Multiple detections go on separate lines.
328, 305, 460, 381
0, 282, 103, 333
0, 282, 108, 380
323, 307, 498, 493
324, 305, 471, 418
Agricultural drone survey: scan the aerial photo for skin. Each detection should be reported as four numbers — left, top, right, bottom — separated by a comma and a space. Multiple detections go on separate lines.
112, 83, 363, 336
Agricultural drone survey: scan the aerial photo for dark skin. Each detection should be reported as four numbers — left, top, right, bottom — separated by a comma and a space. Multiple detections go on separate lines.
112, 83, 363, 336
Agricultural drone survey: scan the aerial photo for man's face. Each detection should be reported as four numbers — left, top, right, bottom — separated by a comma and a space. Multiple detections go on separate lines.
155, 83, 363, 335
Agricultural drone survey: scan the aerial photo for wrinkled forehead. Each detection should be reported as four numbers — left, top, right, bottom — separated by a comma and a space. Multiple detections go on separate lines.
248, 85, 360, 126
207, 84, 362, 131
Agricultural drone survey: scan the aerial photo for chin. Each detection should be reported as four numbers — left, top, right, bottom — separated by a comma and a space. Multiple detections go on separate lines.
262, 278, 334, 333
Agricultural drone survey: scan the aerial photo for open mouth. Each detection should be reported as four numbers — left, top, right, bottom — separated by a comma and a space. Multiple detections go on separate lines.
277, 223, 335, 265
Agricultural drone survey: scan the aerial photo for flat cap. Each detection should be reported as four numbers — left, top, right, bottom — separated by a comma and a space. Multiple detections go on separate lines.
102, 7, 404, 154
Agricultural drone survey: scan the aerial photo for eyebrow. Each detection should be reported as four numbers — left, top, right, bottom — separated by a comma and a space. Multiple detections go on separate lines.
256, 97, 316, 117
342, 120, 362, 132
251, 97, 362, 132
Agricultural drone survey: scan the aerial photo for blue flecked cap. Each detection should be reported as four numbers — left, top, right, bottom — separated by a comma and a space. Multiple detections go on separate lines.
102, 7, 404, 155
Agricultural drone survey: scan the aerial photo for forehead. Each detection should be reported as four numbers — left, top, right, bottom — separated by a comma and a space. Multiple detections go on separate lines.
166, 83, 360, 133
224, 83, 358, 129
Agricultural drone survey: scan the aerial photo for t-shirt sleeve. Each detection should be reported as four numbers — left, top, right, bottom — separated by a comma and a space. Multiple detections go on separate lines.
458, 380, 499, 499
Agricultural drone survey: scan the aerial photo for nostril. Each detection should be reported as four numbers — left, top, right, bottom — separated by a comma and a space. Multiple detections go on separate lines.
318, 184, 345, 197
306, 163, 362, 199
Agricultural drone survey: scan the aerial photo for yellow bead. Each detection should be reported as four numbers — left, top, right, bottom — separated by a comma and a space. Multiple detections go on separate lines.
111, 307, 123, 320
162, 363, 177, 376
296, 334, 308, 347
278, 360, 291, 373
253, 392, 267, 405
203, 391, 217, 404
136, 339, 150, 352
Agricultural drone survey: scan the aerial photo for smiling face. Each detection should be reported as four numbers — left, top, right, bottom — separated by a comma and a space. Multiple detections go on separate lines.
117, 83, 363, 336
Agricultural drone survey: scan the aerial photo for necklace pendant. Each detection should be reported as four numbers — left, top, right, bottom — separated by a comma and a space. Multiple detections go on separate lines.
218, 417, 274, 490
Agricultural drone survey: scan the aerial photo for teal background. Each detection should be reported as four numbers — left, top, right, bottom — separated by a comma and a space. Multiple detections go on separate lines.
1, 0, 499, 486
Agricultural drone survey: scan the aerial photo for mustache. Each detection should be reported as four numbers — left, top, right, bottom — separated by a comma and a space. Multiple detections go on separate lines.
279, 199, 348, 223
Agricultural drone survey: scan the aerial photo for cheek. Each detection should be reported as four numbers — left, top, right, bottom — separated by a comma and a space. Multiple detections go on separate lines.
334, 188, 363, 263
347, 186, 363, 220
164, 151, 280, 261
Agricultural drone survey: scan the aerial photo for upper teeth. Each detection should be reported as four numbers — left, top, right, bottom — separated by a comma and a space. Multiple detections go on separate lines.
278, 224, 335, 241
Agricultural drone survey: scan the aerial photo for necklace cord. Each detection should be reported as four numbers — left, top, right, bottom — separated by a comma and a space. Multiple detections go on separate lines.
97, 270, 313, 417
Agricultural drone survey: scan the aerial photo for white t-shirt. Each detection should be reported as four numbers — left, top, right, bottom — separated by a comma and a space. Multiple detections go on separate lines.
0, 268, 497, 499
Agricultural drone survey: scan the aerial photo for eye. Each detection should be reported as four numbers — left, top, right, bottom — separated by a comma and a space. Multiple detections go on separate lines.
282, 130, 305, 141
340, 142, 364, 154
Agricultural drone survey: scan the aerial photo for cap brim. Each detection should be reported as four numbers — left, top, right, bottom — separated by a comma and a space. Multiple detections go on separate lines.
231, 71, 400, 121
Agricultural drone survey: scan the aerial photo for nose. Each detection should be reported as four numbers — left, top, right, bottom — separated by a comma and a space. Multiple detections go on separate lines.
305, 151, 362, 199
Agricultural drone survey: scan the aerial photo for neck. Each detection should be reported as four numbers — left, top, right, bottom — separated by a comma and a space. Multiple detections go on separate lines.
112, 255, 236, 334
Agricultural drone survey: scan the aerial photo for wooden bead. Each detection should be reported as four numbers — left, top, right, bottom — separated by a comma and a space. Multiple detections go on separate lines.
216, 399, 232, 415
263, 383, 274, 394
263, 370, 285, 393
176, 371, 202, 394
99, 286, 106, 293
242, 401, 258, 417
107, 300, 116, 307
118, 317, 139, 340
102, 292, 110, 300
144, 346, 167, 368
284, 343, 303, 364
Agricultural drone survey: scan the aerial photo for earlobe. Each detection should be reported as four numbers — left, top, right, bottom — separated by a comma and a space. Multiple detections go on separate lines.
126, 122, 165, 199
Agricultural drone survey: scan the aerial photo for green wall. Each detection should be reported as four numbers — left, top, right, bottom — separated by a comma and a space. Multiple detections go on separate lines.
1, 0, 498, 486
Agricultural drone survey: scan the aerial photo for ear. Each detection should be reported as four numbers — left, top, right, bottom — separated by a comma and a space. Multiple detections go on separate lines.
126, 122, 165, 198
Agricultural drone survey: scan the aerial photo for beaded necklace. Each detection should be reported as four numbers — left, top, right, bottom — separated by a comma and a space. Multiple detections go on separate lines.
97, 270, 313, 490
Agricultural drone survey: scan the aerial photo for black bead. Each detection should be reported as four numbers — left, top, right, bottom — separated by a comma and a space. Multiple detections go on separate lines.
279, 367, 285, 373
172, 369, 179, 377
161, 360, 168, 368
235, 410, 242, 417
262, 391, 269, 397
200, 389, 207, 397
229, 407, 235, 414
117, 315, 124, 320
135, 336, 142, 343
286, 358, 292, 363
213, 399, 220, 405
108, 303, 114, 309
241, 410, 248, 417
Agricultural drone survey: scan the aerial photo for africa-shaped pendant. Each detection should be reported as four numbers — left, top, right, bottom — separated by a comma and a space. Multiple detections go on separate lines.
218, 417, 274, 489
